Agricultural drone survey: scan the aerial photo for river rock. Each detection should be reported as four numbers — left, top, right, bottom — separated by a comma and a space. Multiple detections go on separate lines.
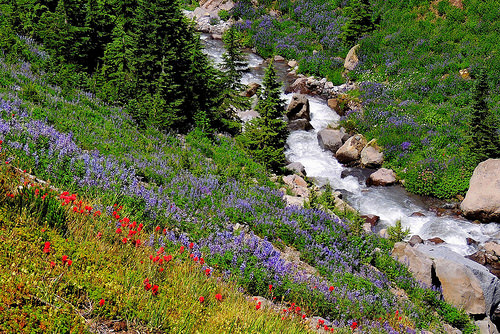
408, 235, 424, 246
327, 98, 343, 116
288, 60, 298, 68
476, 317, 499, 334
274, 55, 285, 62
344, 44, 360, 71
286, 94, 310, 121
288, 119, 313, 131
282, 174, 309, 198
317, 129, 344, 153
335, 134, 367, 164
468, 251, 487, 266
360, 139, 384, 168
483, 242, 500, 257
436, 257, 486, 315
427, 237, 446, 245
285, 162, 306, 176
392, 242, 434, 287
467, 237, 478, 246
284, 195, 305, 207
360, 214, 379, 227
200, 0, 235, 11
461, 159, 500, 222
366, 168, 397, 186
415, 244, 500, 317
286, 77, 311, 95
241, 82, 260, 97
410, 212, 426, 217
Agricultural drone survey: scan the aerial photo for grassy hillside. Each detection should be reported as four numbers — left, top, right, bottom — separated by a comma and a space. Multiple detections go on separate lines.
0, 7, 478, 334
229, 0, 500, 199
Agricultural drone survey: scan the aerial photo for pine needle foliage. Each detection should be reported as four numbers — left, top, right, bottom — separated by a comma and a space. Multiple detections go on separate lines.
238, 60, 288, 171
467, 69, 500, 163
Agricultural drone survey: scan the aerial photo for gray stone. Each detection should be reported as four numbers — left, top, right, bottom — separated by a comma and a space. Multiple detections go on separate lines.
366, 168, 397, 186
415, 244, 500, 317
476, 317, 499, 334
435, 257, 486, 314
336, 134, 367, 163
461, 159, 500, 222
288, 119, 313, 131
379, 228, 389, 238
285, 162, 306, 176
274, 55, 285, 62
317, 129, 344, 153
360, 139, 384, 168
284, 195, 305, 207
286, 94, 310, 121
392, 242, 434, 287
483, 242, 500, 257
443, 324, 463, 334
408, 235, 424, 246
283, 174, 309, 198
288, 60, 298, 68
344, 44, 360, 71
286, 77, 311, 95
327, 98, 343, 116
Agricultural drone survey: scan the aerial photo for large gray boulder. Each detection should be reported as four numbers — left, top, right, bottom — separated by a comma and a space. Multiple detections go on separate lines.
285, 162, 306, 176
360, 139, 384, 168
335, 134, 367, 163
416, 244, 500, 317
344, 44, 360, 71
461, 159, 500, 222
317, 129, 344, 153
288, 119, 313, 131
435, 257, 486, 315
286, 94, 310, 121
392, 242, 434, 287
476, 317, 499, 334
366, 168, 397, 186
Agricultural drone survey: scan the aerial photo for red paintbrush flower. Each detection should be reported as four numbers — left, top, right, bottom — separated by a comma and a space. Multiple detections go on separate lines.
215, 293, 222, 301
151, 285, 159, 295
43, 242, 51, 254
99, 299, 105, 306
199, 296, 204, 303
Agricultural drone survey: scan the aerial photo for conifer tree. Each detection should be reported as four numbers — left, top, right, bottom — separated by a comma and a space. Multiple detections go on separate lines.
238, 60, 288, 171
215, 26, 250, 134
341, 0, 374, 46
468, 69, 500, 163
221, 27, 247, 90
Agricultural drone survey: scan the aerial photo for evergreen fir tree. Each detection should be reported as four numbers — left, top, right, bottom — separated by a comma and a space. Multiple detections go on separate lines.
238, 60, 288, 171
341, 0, 374, 46
215, 26, 251, 134
468, 69, 500, 163
221, 27, 247, 90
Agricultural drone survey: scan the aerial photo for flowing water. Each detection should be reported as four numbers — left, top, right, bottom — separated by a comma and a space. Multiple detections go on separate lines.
201, 34, 500, 256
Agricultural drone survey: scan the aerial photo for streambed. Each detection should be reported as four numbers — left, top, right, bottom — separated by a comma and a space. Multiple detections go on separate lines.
200, 33, 500, 256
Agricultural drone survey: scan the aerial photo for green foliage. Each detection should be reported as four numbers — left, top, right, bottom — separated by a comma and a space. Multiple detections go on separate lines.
467, 69, 500, 163
219, 9, 230, 21
4, 0, 230, 134
238, 60, 288, 171
386, 220, 410, 243
341, 0, 376, 46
